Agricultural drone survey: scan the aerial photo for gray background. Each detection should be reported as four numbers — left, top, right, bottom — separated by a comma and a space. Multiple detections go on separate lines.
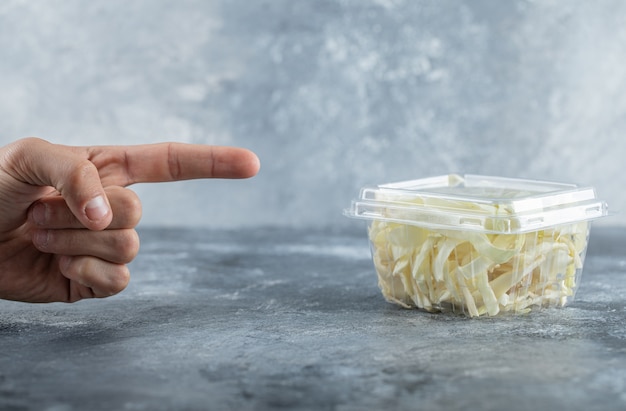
1, 0, 624, 228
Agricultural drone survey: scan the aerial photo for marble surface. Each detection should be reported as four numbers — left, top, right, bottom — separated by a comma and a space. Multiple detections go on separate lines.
1, 225, 625, 410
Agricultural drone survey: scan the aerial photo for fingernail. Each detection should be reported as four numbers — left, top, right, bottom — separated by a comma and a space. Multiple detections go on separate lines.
85, 195, 109, 221
33, 229, 49, 248
32, 202, 47, 225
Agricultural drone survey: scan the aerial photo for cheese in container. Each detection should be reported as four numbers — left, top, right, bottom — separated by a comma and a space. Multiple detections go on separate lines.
344, 174, 608, 317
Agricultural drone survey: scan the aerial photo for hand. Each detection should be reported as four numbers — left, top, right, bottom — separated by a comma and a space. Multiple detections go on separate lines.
0, 137, 260, 303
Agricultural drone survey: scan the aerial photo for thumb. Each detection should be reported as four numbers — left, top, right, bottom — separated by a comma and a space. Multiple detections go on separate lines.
2, 138, 112, 231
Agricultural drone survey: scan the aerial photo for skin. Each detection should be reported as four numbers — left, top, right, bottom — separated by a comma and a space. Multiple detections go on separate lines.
0, 137, 260, 303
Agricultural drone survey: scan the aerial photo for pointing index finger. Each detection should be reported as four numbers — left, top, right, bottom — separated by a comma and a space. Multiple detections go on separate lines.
88, 143, 260, 187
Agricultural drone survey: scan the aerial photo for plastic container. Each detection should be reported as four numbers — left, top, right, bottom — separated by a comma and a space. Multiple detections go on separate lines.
345, 174, 608, 317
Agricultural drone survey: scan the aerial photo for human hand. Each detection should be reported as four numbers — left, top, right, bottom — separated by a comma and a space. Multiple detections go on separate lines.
0, 137, 260, 303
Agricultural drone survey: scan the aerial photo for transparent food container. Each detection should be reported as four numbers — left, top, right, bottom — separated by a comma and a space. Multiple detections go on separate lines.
345, 174, 608, 317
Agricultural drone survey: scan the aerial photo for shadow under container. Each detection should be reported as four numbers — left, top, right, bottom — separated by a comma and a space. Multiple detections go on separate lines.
345, 174, 608, 318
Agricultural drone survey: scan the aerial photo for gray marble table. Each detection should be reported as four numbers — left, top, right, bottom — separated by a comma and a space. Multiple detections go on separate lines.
1, 226, 625, 411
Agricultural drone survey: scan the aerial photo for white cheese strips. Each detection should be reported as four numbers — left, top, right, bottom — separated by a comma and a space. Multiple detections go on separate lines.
368, 220, 589, 317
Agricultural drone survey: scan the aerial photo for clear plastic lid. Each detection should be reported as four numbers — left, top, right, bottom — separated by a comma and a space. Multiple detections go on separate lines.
345, 174, 608, 233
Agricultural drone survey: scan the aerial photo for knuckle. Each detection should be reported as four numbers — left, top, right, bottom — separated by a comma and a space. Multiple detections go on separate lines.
107, 265, 130, 295
8, 137, 45, 153
1, 137, 46, 171
167, 142, 182, 180
63, 255, 85, 278
63, 256, 130, 298
113, 229, 140, 262
66, 159, 99, 187
121, 190, 142, 226
107, 187, 142, 227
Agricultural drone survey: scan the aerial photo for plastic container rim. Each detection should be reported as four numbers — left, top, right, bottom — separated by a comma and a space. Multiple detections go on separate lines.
344, 174, 609, 234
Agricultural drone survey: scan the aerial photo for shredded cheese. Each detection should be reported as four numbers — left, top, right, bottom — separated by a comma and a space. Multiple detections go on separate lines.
368, 219, 589, 317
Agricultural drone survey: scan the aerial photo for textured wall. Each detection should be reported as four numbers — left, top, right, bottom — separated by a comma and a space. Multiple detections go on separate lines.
1, 0, 624, 228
